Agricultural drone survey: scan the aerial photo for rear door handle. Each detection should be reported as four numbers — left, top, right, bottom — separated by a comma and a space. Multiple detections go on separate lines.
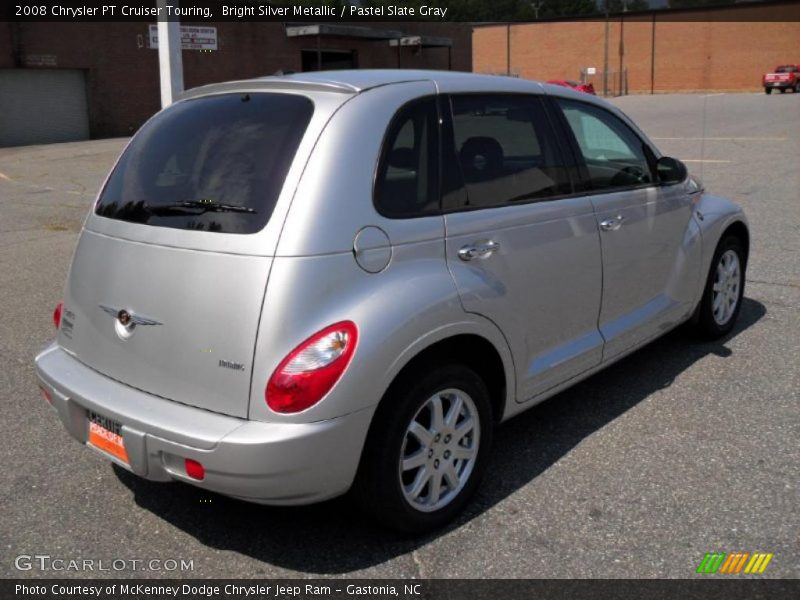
458, 240, 500, 261
599, 215, 625, 232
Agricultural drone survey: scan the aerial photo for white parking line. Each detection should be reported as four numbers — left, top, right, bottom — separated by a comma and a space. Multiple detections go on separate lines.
652, 137, 788, 142
681, 159, 731, 163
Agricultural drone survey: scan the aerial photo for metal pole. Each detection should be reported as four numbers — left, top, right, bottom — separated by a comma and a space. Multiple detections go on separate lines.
506, 24, 511, 76
157, 0, 183, 107
650, 13, 656, 95
603, 1, 609, 97
618, 17, 624, 96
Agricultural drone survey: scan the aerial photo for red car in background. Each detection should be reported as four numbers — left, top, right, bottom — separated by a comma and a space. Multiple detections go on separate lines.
762, 65, 800, 94
546, 79, 596, 95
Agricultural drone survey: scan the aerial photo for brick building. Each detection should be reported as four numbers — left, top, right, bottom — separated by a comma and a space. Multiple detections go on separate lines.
473, 2, 800, 95
0, 22, 471, 146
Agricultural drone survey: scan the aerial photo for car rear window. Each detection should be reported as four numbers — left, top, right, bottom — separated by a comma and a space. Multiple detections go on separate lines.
95, 93, 313, 234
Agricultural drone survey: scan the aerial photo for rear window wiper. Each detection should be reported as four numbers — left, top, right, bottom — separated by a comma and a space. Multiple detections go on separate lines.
143, 200, 256, 215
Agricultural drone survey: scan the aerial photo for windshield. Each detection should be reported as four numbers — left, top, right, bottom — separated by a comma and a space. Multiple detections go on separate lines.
96, 93, 313, 234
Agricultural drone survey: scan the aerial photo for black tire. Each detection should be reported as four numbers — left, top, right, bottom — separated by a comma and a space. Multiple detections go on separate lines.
354, 364, 493, 533
795, 82, 800, 93
690, 235, 747, 339
779, 87, 786, 93
765, 87, 772, 94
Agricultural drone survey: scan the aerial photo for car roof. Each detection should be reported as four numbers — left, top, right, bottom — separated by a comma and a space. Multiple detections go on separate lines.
178, 69, 616, 117
277, 69, 531, 92
175, 69, 657, 158
181, 69, 588, 99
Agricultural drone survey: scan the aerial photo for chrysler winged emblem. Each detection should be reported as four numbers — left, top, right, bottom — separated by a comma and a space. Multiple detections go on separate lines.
100, 304, 162, 339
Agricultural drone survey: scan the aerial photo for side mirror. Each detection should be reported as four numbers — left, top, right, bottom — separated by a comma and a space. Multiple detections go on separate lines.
656, 156, 688, 185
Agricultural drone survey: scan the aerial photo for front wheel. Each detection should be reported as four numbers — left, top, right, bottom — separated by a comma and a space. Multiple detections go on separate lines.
765, 87, 772, 94
690, 235, 746, 339
354, 364, 493, 532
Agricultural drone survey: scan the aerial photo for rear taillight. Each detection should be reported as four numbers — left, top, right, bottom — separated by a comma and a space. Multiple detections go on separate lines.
266, 321, 358, 414
53, 302, 63, 330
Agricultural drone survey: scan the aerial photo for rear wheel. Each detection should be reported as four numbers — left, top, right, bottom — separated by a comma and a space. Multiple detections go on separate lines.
795, 82, 800, 93
690, 235, 746, 339
354, 364, 493, 533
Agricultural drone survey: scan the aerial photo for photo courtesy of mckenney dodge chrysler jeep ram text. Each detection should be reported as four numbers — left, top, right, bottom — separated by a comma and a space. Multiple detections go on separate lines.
36, 70, 749, 532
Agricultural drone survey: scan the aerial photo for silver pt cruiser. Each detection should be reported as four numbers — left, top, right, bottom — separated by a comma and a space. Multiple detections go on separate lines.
36, 70, 749, 532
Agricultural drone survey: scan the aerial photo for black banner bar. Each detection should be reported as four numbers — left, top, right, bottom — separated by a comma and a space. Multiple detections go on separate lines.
3, 0, 800, 22
3, 579, 800, 600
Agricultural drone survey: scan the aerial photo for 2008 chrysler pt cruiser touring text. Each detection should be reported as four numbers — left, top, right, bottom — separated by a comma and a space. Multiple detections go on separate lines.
36, 70, 749, 532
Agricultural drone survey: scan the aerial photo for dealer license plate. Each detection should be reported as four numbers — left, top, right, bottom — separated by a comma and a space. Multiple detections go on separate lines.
87, 411, 129, 464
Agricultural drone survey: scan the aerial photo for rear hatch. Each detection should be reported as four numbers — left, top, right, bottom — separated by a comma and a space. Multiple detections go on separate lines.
58, 91, 319, 418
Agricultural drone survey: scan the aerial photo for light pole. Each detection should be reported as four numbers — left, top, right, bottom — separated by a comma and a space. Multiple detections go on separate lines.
157, 0, 184, 107
603, 0, 609, 96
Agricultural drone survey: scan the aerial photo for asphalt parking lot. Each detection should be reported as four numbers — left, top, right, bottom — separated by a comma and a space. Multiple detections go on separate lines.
1, 92, 798, 579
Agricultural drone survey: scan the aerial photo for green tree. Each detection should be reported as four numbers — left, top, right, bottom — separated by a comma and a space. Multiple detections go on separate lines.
517, 0, 599, 20
606, 0, 650, 13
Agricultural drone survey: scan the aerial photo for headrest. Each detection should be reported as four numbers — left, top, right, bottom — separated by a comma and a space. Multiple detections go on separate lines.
459, 137, 504, 179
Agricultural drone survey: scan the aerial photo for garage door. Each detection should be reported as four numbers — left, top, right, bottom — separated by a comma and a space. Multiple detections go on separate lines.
0, 69, 90, 147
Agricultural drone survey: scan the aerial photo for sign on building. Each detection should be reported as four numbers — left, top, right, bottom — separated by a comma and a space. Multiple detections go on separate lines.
148, 25, 218, 51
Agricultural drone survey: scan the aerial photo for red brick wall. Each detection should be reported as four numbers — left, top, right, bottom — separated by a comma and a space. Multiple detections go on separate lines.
0, 22, 471, 138
473, 3, 800, 94
472, 25, 510, 75
652, 19, 799, 92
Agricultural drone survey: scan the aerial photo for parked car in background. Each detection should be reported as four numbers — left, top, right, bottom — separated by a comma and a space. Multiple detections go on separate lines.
762, 65, 800, 93
546, 79, 596, 95
36, 70, 749, 532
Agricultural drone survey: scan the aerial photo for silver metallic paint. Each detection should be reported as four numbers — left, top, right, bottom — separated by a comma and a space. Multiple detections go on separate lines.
35, 70, 748, 505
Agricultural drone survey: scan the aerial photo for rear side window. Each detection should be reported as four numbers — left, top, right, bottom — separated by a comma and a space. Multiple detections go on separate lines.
448, 94, 571, 209
556, 99, 654, 191
374, 97, 439, 218
96, 93, 313, 234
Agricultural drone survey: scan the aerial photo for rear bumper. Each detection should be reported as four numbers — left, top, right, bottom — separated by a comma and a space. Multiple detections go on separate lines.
35, 343, 374, 505
764, 81, 794, 89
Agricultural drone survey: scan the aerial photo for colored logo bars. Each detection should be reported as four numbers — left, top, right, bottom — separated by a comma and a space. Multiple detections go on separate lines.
696, 552, 774, 574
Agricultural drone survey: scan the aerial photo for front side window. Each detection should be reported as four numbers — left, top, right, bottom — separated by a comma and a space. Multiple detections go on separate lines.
374, 97, 439, 218
96, 93, 313, 234
556, 99, 654, 191
448, 94, 571, 209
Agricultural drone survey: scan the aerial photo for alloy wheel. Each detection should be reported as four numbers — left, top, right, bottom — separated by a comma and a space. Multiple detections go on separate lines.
399, 388, 480, 513
712, 249, 741, 326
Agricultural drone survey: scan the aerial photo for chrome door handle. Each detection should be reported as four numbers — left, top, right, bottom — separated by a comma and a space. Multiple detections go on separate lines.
599, 215, 626, 231
458, 240, 500, 261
